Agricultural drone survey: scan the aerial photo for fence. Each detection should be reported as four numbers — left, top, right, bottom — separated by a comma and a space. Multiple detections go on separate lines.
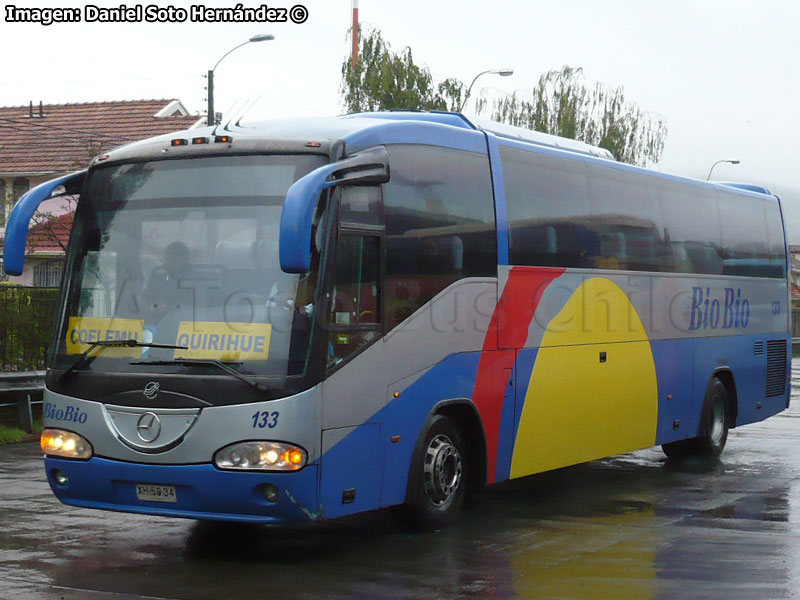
0, 285, 59, 372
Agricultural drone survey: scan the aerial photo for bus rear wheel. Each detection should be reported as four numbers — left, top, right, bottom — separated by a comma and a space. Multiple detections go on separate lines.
406, 415, 468, 530
662, 377, 729, 459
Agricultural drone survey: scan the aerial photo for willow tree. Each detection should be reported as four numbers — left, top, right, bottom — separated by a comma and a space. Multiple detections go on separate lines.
340, 28, 464, 113
481, 66, 667, 166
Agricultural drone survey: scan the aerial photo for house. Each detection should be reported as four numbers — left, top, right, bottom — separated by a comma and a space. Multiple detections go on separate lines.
790, 245, 800, 300
0, 99, 201, 286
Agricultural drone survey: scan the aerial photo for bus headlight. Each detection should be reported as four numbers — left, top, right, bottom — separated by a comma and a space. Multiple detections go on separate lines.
214, 441, 307, 471
41, 429, 93, 460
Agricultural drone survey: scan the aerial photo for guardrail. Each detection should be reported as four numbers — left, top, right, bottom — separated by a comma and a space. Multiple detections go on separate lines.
0, 371, 45, 433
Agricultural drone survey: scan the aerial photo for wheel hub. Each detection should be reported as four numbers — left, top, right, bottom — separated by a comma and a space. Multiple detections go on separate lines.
710, 397, 725, 444
423, 434, 463, 507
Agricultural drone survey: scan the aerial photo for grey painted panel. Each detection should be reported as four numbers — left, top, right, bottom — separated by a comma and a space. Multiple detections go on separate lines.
42, 384, 322, 464
104, 405, 199, 453
499, 267, 790, 350
322, 278, 497, 430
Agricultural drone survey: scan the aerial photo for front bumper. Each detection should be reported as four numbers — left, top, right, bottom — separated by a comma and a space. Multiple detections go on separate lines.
45, 456, 320, 523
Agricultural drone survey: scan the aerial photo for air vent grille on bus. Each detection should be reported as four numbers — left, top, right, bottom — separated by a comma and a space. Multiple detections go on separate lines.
765, 340, 787, 397
754, 341, 764, 356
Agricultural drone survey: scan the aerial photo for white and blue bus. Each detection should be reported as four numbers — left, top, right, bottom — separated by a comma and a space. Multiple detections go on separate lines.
4, 111, 790, 529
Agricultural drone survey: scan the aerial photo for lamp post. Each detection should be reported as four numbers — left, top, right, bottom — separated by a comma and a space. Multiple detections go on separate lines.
458, 68, 514, 112
207, 34, 274, 126
706, 158, 740, 181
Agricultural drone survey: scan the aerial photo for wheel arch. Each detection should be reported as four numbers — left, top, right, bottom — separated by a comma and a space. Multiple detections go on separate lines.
711, 367, 739, 429
404, 399, 487, 504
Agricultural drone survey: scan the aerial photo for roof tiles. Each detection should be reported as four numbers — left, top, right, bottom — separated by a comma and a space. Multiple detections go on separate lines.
0, 100, 200, 174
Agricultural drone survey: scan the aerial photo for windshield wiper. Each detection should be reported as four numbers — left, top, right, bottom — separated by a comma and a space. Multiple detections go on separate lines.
59, 339, 188, 382
130, 358, 268, 392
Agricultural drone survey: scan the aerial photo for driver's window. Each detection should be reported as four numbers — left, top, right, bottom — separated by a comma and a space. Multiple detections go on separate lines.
327, 233, 381, 369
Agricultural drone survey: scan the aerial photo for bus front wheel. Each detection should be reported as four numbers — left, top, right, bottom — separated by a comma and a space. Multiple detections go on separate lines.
406, 415, 468, 530
662, 377, 729, 459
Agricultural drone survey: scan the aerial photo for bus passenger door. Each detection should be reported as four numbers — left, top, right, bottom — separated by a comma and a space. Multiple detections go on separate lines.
319, 186, 386, 518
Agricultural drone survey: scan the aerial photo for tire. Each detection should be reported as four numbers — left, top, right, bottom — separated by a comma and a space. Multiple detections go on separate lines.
405, 415, 468, 531
662, 377, 729, 459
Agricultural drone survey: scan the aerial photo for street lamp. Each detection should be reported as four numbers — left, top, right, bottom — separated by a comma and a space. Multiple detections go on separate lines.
706, 158, 740, 181
207, 34, 275, 126
458, 68, 514, 112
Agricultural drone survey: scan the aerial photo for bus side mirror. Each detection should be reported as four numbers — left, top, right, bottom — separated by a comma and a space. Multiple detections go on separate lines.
3, 170, 86, 276
279, 146, 389, 274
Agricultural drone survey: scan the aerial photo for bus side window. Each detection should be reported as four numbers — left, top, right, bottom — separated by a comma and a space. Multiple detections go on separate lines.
327, 233, 381, 369
340, 186, 382, 226
383, 145, 495, 331
764, 199, 787, 279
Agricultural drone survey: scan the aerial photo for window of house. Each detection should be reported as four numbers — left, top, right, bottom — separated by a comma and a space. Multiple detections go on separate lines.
33, 260, 63, 288
13, 178, 29, 201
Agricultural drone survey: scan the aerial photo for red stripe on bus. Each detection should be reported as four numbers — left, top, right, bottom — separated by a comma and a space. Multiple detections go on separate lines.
472, 266, 565, 484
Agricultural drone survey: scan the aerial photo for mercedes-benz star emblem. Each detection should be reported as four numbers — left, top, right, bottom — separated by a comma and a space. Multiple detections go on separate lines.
143, 381, 160, 399
136, 412, 162, 443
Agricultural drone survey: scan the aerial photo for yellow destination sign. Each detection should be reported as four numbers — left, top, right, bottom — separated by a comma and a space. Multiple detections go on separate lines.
174, 322, 272, 361
66, 317, 144, 356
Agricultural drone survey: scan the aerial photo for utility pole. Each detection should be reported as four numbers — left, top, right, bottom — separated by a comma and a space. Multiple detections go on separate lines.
206, 34, 274, 127
207, 70, 215, 126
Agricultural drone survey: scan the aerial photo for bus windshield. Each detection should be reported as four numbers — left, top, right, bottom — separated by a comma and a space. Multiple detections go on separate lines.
52, 154, 325, 378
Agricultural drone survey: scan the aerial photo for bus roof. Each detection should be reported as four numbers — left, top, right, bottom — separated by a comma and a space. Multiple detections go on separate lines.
96, 110, 615, 164
92, 112, 773, 199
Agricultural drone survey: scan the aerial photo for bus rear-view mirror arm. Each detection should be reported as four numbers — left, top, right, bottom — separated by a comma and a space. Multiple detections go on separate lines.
279, 146, 389, 274
3, 170, 87, 276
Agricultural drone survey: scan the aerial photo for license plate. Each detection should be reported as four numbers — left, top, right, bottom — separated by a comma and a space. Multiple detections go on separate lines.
135, 484, 177, 503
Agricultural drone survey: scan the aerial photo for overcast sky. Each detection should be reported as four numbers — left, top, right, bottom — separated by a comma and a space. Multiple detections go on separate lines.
2, 0, 799, 239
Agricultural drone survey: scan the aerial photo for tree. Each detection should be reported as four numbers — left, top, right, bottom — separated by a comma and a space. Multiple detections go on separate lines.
478, 66, 667, 166
340, 28, 464, 113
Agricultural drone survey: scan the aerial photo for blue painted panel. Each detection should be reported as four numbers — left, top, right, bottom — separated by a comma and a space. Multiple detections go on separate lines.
45, 456, 319, 524
343, 111, 475, 130
343, 121, 487, 155
718, 182, 773, 195
651, 339, 698, 444
495, 353, 528, 483
485, 133, 509, 266
320, 423, 382, 519
3, 170, 85, 276
379, 352, 482, 508
691, 333, 788, 429
512, 349, 538, 440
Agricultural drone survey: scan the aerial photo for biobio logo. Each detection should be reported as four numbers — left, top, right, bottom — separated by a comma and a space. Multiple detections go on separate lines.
690, 287, 750, 331
43, 402, 88, 424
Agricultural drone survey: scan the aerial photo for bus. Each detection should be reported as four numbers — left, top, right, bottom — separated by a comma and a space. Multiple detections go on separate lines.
3, 111, 790, 529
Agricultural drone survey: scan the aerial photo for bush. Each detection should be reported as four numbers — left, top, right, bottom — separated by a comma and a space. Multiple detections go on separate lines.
0, 425, 26, 445
0, 286, 60, 371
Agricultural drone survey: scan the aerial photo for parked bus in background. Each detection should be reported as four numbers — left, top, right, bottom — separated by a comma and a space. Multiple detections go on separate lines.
3, 111, 790, 529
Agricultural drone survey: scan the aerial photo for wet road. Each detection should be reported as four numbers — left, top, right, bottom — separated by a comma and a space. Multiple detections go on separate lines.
3, 380, 800, 600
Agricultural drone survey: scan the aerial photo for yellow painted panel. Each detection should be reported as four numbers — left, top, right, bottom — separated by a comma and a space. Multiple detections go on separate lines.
540, 276, 649, 345
174, 321, 271, 361
511, 278, 658, 478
